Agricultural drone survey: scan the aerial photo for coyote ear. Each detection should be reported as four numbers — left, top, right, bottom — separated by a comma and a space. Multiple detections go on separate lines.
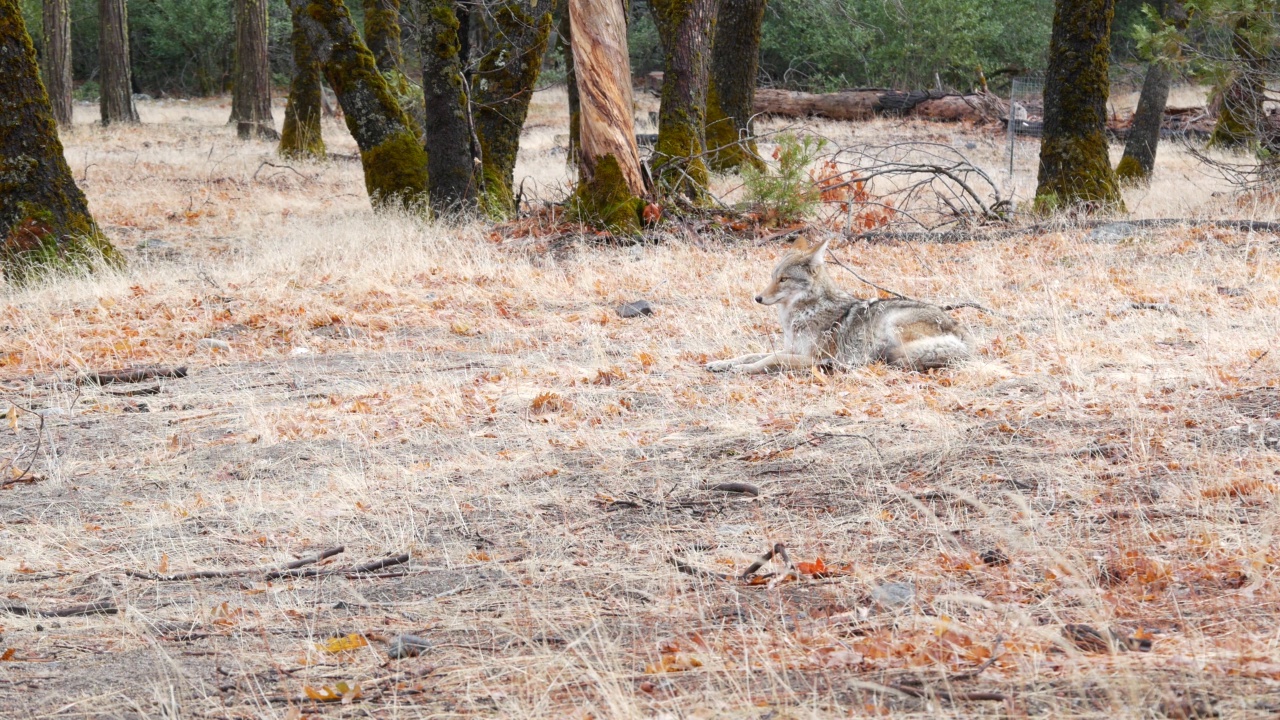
808, 237, 831, 266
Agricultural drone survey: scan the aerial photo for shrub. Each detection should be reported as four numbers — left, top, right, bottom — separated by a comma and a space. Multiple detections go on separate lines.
741, 133, 824, 225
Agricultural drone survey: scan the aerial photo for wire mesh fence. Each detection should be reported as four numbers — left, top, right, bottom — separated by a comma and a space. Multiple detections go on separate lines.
1005, 75, 1045, 202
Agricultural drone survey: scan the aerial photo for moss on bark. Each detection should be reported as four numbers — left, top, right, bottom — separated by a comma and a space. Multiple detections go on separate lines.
1210, 17, 1266, 150
650, 0, 718, 199
567, 153, 644, 235
280, 5, 327, 159
473, 0, 555, 219
419, 0, 476, 211
1034, 0, 1123, 213
363, 0, 403, 74
0, 0, 120, 283
289, 0, 429, 209
705, 0, 765, 173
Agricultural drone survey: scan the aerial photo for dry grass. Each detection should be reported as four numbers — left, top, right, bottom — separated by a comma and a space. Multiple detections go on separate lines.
0, 91, 1278, 718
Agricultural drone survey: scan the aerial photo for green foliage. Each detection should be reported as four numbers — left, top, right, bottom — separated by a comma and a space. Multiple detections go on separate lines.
740, 133, 823, 224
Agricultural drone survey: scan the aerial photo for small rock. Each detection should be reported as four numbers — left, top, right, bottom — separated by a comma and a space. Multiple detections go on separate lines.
616, 300, 654, 319
871, 582, 915, 607
1087, 222, 1139, 242
123, 402, 149, 413
1216, 286, 1248, 298
290, 347, 311, 356
136, 239, 171, 250
312, 323, 365, 340
965, 141, 977, 150
196, 338, 231, 352
387, 634, 431, 659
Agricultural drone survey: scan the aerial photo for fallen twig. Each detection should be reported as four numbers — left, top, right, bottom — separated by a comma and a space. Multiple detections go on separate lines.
104, 384, 163, 397
1, 399, 45, 488
263, 546, 347, 580
127, 546, 347, 581
668, 557, 729, 581
81, 366, 188, 385
708, 482, 761, 497
0, 599, 118, 617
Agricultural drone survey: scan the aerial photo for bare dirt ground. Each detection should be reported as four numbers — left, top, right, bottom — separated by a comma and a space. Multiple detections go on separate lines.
0, 90, 1278, 718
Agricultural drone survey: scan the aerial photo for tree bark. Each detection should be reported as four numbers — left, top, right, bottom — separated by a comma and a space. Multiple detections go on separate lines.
1116, 62, 1171, 183
418, 0, 475, 211
1, 0, 120, 282
567, 0, 646, 233
232, 0, 277, 139
98, 0, 138, 125
649, 0, 717, 199
705, 0, 764, 172
472, 0, 555, 218
1035, 0, 1122, 212
555, 3, 580, 166
41, 0, 73, 126
1117, 0, 1183, 183
1210, 16, 1266, 149
280, 4, 327, 158
363, 0, 403, 74
287, 0, 429, 209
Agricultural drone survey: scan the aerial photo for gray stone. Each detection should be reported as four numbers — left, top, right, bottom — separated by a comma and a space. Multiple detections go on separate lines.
616, 300, 654, 319
871, 581, 916, 607
387, 634, 431, 659
1087, 223, 1139, 243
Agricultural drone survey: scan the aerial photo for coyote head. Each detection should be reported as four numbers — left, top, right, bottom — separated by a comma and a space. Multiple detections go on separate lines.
755, 236, 833, 307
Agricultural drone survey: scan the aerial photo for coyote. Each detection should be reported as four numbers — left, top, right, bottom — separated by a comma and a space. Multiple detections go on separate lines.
707, 237, 970, 374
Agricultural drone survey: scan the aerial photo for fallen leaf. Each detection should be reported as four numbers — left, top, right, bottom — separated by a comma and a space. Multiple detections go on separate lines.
318, 634, 369, 654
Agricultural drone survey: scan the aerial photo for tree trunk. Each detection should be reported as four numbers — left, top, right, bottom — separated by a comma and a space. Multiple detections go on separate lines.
364, 0, 403, 74
98, 0, 138, 125
41, 0, 73, 126
1117, 0, 1183, 183
649, 0, 717, 199
705, 0, 764, 172
1035, 0, 1122, 212
287, 0, 429, 209
472, 0, 555, 218
567, 0, 646, 233
1210, 17, 1266, 149
418, 0, 475, 211
280, 4, 327, 158
1, 0, 120, 282
231, 0, 277, 139
1116, 62, 1171, 183
556, 4, 580, 166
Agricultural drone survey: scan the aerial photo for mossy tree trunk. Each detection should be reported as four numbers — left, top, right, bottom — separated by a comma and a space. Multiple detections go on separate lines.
705, 0, 764, 172
41, 0, 73, 126
418, 0, 476, 211
1210, 17, 1267, 149
287, 0, 429, 209
1034, 0, 1123, 212
1, 0, 120, 282
1116, 0, 1182, 184
1116, 61, 1171, 183
280, 4, 327, 158
98, 0, 138, 125
472, 0, 555, 218
650, 0, 717, 199
363, 0, 403, 74
555, 4, 580, 166
231, 0, 277, 139
567, 0, 646, 233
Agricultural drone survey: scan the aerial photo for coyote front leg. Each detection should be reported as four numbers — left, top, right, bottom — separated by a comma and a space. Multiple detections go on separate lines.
727, 352, 815, 374
706, 353, 770, 373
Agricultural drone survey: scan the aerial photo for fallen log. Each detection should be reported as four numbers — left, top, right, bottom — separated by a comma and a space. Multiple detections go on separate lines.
753, 88, 1008, 124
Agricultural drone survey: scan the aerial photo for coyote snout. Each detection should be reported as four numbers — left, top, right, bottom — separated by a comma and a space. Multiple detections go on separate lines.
707, 236, 972, 374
